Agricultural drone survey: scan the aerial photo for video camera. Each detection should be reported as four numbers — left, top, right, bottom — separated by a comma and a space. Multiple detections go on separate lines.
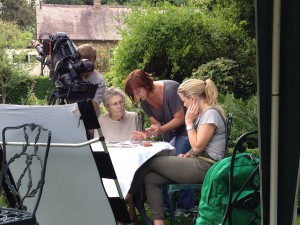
33, 32, 94, 86
33, 32, 97, 104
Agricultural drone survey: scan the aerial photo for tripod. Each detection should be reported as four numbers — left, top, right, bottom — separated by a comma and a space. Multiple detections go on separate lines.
48, 83, 98, 105
48, 83, 98, 140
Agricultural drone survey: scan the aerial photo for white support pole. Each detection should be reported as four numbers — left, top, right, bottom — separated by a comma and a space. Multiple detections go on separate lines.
270, 0, 281, 224
0, 137, 101, 148
292, 162, 300, 225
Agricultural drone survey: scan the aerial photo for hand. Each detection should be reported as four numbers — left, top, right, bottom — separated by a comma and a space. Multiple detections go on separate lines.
185, 102, 200, 125
145, 124, 160, 137
130, 131, 147, 140
31, 40, 41, 47
178, 152, 190, 158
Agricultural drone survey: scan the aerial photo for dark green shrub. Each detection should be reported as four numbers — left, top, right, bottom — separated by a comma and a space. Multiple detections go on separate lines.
191, 57, 256, 100
6, 76, 55, 105
219, 93, 258, 141
34, 76, 56, 101
6, 78, 32, 104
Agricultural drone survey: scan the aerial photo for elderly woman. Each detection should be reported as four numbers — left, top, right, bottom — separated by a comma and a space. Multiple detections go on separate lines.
95, 87, 140, 225
95, 87, 140, 142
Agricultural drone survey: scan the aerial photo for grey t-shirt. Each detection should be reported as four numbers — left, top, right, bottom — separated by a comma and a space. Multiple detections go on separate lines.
85, 69, 106, 105
141, 80, 187, 142
195, 108, 226, 161
85, 69, 106, 117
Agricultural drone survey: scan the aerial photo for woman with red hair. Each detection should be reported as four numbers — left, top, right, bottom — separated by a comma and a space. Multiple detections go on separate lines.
124, 69, 194, 214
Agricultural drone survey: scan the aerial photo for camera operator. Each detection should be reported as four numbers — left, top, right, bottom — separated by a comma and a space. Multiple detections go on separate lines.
77, 44, 106, 140
77, 44, 106, 118
32, 41, 106, 116
32, 41, 106, 139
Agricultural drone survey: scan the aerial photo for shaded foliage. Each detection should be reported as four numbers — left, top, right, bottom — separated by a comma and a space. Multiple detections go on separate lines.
3, 76, 55, 105
191, 57, 256, 100
34, 76, 56, 101
0, 20, 33, 103
209, 0, 256, 38
0, 20, 32, 52
0, 0, 35, 29
106, 2, 255, 94
219, 93, 258, 141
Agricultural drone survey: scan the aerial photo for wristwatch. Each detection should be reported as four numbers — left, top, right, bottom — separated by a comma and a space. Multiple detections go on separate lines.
186, 124, 194, 131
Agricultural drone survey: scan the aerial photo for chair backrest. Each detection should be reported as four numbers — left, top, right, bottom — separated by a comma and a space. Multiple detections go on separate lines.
0, 123, 51, 216
232, 130, 258, 156
224, 112, 233, 158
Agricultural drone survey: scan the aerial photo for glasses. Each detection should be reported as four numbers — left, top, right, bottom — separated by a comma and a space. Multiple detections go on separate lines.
109, 100, 125, 108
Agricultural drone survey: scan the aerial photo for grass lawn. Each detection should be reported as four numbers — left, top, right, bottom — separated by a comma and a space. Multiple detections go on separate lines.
1, 192, 300, 224
137, 209, 300, 225
137, 209, 196, 225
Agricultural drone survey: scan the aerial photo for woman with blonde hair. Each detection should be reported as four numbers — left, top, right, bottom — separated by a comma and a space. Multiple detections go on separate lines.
126, 78, 226, 225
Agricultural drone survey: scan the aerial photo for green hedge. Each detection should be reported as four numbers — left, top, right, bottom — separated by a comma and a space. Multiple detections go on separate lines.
34, 76, 56, 101
5, 78, 32, 104
6, 76, 55, 105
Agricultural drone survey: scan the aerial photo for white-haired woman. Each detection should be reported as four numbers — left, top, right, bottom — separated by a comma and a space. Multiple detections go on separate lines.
94, 87, 140, 225
95, 87, 140, 142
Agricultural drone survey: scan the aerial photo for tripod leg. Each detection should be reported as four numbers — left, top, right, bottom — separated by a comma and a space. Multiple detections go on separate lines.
48, 91, 57, 105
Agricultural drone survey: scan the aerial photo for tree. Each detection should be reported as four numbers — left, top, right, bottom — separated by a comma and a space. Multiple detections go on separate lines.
106, 1, 256, 96
208, 0, 256, 38
0, 20, 32, 103
0, 0, 35, 29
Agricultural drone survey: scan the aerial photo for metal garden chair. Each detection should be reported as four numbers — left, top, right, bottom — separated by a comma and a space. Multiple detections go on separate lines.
0, 123, 52, 225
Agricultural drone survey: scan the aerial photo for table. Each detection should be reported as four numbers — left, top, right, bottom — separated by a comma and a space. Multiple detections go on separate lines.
91, 140, 175, 198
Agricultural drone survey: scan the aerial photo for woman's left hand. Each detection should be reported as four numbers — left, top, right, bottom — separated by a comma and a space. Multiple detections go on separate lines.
185, 103, 200, 125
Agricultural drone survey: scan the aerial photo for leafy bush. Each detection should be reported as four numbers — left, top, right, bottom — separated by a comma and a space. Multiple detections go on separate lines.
6, 76, 55, 105
107, 1, 255, 88
5, 79, 32, 104
219, 93, 258, 141
34, 76, 55, 102
0, 191, 8, 207
191, 57, 256, 100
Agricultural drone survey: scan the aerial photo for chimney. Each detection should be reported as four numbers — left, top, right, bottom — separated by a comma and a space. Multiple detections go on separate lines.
94, 0, 101, 8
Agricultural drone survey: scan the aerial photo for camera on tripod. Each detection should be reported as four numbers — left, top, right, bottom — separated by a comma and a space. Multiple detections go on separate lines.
33, 32, 97, 104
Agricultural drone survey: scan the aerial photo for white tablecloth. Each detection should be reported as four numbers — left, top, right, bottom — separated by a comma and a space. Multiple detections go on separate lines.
91, 141, 175, 198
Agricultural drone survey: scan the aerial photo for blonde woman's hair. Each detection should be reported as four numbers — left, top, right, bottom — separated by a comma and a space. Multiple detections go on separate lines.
178, 78, 224, 116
